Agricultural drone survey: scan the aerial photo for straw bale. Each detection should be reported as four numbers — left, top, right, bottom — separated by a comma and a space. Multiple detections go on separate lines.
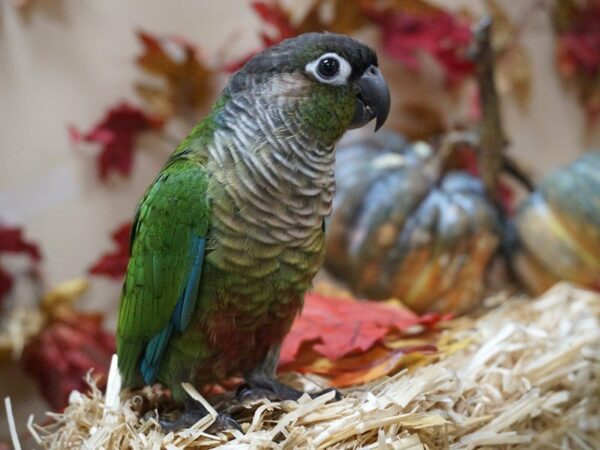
23, 283, 600, 449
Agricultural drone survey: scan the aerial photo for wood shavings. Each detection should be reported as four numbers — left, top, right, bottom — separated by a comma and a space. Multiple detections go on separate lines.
28, 283, 600, 449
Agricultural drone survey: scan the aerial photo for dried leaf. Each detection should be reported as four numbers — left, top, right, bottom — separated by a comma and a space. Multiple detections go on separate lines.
395, 102, 446, 140
297, 0, 369, 35
553, 0, 600, 125
0, 223, 41, 261
89, 223, 131, 279
225, 0, 369, 72
41, 278, 89, 315
487, 0, 532, 109
21, 309, 115, 410
0, 222, 41, 304
283, 339, 438, 387
69, 103, 163, 181
252, 0, 297, 47
280, 293, 442, 365
136, 30, 215, 117
20, 279, 114, 410
368, 3, 474, 86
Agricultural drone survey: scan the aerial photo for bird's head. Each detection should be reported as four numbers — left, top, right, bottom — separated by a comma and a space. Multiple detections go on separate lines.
224, 33, 390, 145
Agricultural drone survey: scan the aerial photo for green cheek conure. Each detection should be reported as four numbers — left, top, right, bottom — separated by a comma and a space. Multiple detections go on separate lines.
116, 32, 390, 430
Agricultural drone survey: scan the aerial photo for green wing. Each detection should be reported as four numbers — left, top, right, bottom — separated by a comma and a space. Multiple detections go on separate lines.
117, 155, 210, 386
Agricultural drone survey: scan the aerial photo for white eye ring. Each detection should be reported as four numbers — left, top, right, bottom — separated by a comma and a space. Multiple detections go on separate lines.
305, 52, 352, 86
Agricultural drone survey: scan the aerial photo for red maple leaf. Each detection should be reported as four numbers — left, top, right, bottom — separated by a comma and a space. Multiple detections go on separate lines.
554, 0, 600, 124
223, 1, 298, 73
70, 103, 163, 181
0, 223, 41, 303
280, 293, 444, 365
22, 309, 115, 410
253, 0, 297, 47
556, 1, 600, 78
369, 9, 474, 86
89, 222, 131, 279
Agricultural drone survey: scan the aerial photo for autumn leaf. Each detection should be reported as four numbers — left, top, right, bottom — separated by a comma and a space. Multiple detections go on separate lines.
0, 222, 42, 304
252, 0, 297, 47
22, 280, 115, 410
222, 1, 296, 72
280, 293, 443, 366
225, 0, 369, 72
136, 30, 215, 117
368, 3, 474, 86
487, 0, 532, 110
69, 102, 163, 181
296, 0, 369, 35
279, 291, 446, 386
395, 102, 446, 140
283, 341, 438, 388
89, 222, 131, 279
553, 0, 600, 125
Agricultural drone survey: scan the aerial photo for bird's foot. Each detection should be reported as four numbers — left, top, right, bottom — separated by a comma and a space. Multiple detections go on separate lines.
159, 400, 242, 433
159, 407, 206, 432
237, 375, 342, 403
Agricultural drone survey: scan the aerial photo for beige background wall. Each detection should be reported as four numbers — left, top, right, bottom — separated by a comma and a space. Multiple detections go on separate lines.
1, 0, 599, 441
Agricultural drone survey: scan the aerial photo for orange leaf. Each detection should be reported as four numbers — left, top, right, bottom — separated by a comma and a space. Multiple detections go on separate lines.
280, 293, 443, 365
135, 30, 215, 117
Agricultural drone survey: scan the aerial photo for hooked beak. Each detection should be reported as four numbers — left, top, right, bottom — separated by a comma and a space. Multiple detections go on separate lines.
350, 65, 390, 131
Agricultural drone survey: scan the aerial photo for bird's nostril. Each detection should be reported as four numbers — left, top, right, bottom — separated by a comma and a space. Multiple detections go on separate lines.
369, 66, 378, 76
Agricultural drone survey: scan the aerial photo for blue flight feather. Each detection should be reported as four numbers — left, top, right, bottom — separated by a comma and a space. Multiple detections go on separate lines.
172, 236, 205, 332
141, 323, 173, 385
139, 235, 206, 384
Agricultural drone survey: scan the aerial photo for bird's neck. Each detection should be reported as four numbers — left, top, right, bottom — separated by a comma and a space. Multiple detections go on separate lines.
205, 88, 336, 246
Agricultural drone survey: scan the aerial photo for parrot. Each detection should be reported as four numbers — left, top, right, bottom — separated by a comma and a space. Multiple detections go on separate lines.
117, 32, 390, 430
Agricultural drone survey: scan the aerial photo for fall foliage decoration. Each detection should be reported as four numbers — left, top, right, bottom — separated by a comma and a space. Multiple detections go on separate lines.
228, 0, 476, 88
280, 293, 434, 364
0, 222, 41, 305
69, 102, 163, 181
88, 222, 131, 279
225, 0, 370, 72
279, 293, 445, 387
486, 0, 534, 110
135, 30, 216, 118
367, 2, 474, 86
21, 279, 115, 411
553, 0, 600, 125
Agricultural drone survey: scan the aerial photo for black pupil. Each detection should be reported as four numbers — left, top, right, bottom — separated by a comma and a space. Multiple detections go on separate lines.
318, 57, 340, 78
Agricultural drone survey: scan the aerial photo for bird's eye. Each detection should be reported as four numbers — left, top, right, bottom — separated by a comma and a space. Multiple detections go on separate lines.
305, 53, 352, 85
317, 57, 340, 78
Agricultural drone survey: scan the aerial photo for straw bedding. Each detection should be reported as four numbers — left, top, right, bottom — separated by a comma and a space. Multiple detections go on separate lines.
26, 283, 600, 449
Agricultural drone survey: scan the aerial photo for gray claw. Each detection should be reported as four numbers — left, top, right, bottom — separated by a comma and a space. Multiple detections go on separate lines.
159, 409, 207, 432
311, 387, 342, 401
210, 413, 243, 433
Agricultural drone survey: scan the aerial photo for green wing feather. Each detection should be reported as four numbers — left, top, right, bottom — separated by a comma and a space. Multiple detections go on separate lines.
117, 155, 210, 385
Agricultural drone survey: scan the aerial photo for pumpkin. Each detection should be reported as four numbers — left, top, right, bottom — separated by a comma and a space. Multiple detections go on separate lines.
513, 151, 600, 293
325, 131, 502, 313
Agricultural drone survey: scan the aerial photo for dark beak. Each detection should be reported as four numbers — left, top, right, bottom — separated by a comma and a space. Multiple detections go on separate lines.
350, 65, 390, 131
